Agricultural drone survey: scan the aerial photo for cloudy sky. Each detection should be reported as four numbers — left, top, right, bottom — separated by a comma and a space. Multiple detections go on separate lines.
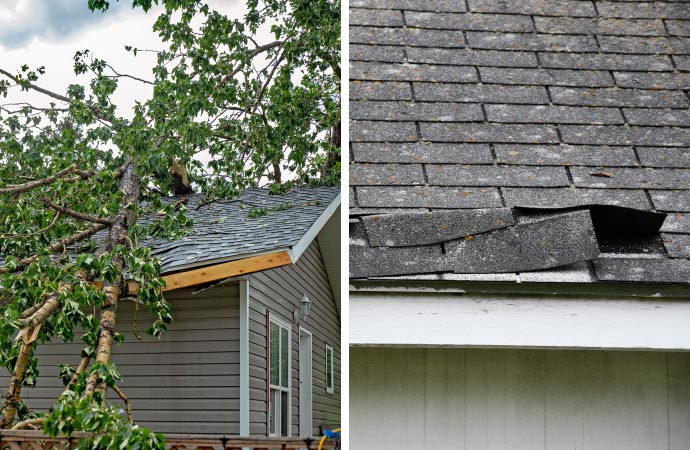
0, 0, 254, 115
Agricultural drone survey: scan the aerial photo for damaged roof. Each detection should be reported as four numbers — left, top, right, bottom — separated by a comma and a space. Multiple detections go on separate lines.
349, 0, 690, 284
143, 185, 340, 273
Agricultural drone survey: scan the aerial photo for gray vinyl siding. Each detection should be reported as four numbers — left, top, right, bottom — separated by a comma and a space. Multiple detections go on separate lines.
1, 284, 241, 434
248, 240, 341, 437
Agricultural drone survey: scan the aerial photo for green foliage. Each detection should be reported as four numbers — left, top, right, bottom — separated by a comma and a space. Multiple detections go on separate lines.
0, 0, 339, 439
44, 391, 165, 449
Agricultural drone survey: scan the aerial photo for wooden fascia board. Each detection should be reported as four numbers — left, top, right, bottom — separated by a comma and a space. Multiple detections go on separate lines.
126, 251, 292, 294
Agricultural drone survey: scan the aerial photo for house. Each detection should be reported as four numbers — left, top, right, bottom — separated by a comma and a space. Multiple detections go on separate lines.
2, 185, 341, 437
350, 0, 690, 448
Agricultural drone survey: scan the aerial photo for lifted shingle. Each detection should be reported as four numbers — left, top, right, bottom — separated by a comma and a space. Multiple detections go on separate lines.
362, 208, 515, 247
350, 62, 478, 82
445, 210, 599, 273
502, 187, 652, 210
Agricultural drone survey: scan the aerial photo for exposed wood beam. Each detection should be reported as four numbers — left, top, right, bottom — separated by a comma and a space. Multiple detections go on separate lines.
126, 251, 292, 294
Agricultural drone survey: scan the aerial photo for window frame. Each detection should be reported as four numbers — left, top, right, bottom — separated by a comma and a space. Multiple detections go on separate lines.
268, 315, 292, 437
325, 344, 334, 395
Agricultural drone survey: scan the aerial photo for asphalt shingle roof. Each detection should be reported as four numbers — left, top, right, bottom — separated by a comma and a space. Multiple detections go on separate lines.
349, 0, 690, 284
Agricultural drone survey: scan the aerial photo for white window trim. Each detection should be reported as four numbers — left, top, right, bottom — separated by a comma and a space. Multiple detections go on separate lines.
269, 315, 292, 437
325, 344, 334, 395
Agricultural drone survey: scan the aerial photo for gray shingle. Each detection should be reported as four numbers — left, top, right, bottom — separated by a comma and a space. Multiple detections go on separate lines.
550, 87, 688, 108
350, 45, 406, 63
362, 208, 515, 246
651, 190, 690, 212
407, 48, 538, 67
356, 186, 503, 208
560, 125, 690, 146
350, 0, 468, 12
405, 11, 534, 32
415, 83, 549, 104
350, 27, 466, 48
571, 167, 690, 189
486, 105, 624, 124
351, 120, 418, 142
534, 17, 666, 36
427, 164, 569, 187
352, 142, 494, 163
624, 108, 690, 126
480, 67, 614, 87
661, 233, 690, 257
598, 35, 674, 54
350, 244, 444, 278
350, 101, 485, 122
614, 71, 690, 89
502, 187, 652, 209
350, 81, 412, 100
598, 2, 690, 19
495, 144, 638, 166
467, 32, 598, 52
467, 0, 596, 17
637, 147, 690, 167
661, 213, 690, 232
539, 52, 673, 71
445, 210, 600, 273
667, 20, 690, 36
593, 258, 690, 283
670, 37, 690, 54
350, 8, 404, 26
350, 163, 425, 185
420, 123, 559, 143
350, 62, 478, 82
672, 55, 690, 70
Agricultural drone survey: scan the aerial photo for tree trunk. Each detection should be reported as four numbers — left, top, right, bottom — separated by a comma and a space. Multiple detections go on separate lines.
83, 160, 140, 398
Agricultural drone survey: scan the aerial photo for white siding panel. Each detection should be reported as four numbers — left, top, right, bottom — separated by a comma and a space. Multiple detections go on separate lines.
351, 347, 690, 450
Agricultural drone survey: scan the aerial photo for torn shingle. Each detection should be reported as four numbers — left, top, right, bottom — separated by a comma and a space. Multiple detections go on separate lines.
444, 210, 599, 273
362, 208, 515, 247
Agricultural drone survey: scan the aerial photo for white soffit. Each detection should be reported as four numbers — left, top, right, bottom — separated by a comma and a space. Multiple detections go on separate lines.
289, 192, 341, 263
350, 292, 690, 351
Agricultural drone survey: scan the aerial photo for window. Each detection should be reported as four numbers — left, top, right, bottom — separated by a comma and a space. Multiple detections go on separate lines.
325, 344, 334, 394
269, 317, 291, 436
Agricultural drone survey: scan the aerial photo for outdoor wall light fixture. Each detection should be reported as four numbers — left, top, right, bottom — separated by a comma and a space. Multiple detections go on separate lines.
294, 293, 312, 322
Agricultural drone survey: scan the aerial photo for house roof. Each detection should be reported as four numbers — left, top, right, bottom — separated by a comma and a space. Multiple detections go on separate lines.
146, 185, 341, 274
349, 0, 690, 284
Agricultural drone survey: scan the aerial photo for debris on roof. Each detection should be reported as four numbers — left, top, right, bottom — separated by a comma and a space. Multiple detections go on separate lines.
349, 0, 690, 284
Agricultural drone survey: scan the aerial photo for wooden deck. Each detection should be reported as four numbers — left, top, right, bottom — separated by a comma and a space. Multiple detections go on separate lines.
0, 430, 336, 450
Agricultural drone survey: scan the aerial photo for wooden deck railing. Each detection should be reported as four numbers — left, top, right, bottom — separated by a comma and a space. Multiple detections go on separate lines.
0, 430, 336, 450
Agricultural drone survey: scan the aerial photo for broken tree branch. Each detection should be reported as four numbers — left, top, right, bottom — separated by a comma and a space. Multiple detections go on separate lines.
112, 385, 133, 424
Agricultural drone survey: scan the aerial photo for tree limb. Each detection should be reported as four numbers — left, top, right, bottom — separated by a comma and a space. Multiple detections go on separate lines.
112, 385, 134, 424
42, 199, 113, 225
214, 40, 284, 90
0, 212, 60, 238
0, 165, 77, 195
0, 68, 71, 104
0, 222, 108, 274
11, 417, 46, 430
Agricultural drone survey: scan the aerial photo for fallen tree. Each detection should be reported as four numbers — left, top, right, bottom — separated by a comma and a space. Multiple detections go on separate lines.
0, 0, 340, 447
